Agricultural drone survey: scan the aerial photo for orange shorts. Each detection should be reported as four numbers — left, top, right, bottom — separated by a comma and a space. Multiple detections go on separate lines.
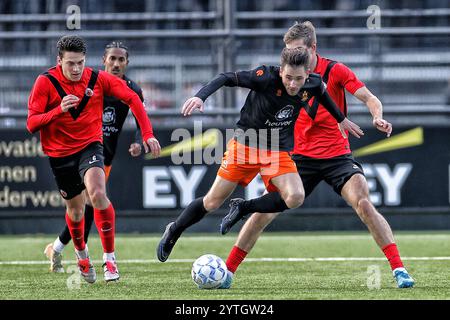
104, 165, 112, 182
217, 139, 298, 192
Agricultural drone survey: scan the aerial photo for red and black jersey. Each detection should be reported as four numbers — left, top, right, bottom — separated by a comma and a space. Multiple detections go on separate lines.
293, 54, 365, 158
27, 65, 154, 158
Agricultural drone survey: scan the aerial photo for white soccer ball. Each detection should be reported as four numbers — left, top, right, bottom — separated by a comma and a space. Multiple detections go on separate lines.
191, 254, 228, 289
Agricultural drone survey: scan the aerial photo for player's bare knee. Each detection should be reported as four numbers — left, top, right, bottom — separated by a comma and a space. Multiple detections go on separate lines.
202, 197, 222, 212
89, 189, 108, 209
357, 198, 375, 218
67, 207, 84, 221
284, 191, 304, 209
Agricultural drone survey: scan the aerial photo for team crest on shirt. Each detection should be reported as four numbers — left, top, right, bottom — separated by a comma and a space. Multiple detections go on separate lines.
85, 88, 94, 97
103, 107, 116, 125
275, 105, 294, 121
276, 89, 282, 96
301, 91, 309, 101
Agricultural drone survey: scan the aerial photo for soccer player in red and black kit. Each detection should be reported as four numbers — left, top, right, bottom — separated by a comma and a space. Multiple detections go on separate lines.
27, 36, 161, 283
156, 48, 363, 275
221, 21, 414, 289
43, 41, 145, 275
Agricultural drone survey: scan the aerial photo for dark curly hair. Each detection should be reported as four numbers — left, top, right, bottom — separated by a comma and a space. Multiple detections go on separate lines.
104, 41, 129, 59
57, 35, 87, 58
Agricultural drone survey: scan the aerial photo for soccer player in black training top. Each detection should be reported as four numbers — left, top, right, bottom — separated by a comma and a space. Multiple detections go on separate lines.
156, 48, 363, 277
44, 41, 145, 274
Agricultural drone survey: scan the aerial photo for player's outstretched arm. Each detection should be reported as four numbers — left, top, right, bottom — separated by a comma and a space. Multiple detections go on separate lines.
181, 97, 204, 116
353, 86, 392, 137
102, 71, 160, 154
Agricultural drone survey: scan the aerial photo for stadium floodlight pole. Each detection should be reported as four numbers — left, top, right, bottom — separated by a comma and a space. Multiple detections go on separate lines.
222, 0, 237, 110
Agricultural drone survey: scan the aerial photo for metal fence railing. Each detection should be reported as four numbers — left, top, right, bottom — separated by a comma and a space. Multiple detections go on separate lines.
0, 1, 449, 128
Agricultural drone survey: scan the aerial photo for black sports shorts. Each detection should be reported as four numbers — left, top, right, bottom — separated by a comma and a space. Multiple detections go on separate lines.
291, 153, 365, 197
48, 142, 105, 200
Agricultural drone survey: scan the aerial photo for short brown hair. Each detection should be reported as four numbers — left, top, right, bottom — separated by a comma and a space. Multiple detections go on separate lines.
283, 21, 317, 48
280, 47, 309, 70
57, 35, 87, 58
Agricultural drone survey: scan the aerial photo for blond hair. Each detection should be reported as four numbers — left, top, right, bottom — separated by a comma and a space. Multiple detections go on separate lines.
283, 21, 317, 48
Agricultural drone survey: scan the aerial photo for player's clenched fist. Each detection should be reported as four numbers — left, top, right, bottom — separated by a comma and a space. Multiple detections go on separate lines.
128, 143, 142, 157
60, 94, 79, 112
373, 118, 393, 138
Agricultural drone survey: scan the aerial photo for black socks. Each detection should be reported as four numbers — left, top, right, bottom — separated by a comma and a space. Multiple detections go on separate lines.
241, 192, 289, 215
172, 197, 208, 235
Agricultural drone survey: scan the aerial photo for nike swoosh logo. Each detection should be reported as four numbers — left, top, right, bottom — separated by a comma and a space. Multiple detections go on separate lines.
89, 160, 99, 164
101, 227, 112, 232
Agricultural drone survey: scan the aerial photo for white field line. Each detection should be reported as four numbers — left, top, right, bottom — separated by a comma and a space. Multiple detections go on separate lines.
1, 256, 450, 265
9, 234, 450, 244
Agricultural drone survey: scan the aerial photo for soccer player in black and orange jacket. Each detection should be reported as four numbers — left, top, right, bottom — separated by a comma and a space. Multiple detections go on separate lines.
223, 21, 414, 289
156, 48, 363, 275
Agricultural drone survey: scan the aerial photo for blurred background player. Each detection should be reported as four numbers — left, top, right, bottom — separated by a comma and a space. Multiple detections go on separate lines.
221, 21, 414, 289
27, 35, 161, 283
157, 47, 363, 267
43, 41, 145, 274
